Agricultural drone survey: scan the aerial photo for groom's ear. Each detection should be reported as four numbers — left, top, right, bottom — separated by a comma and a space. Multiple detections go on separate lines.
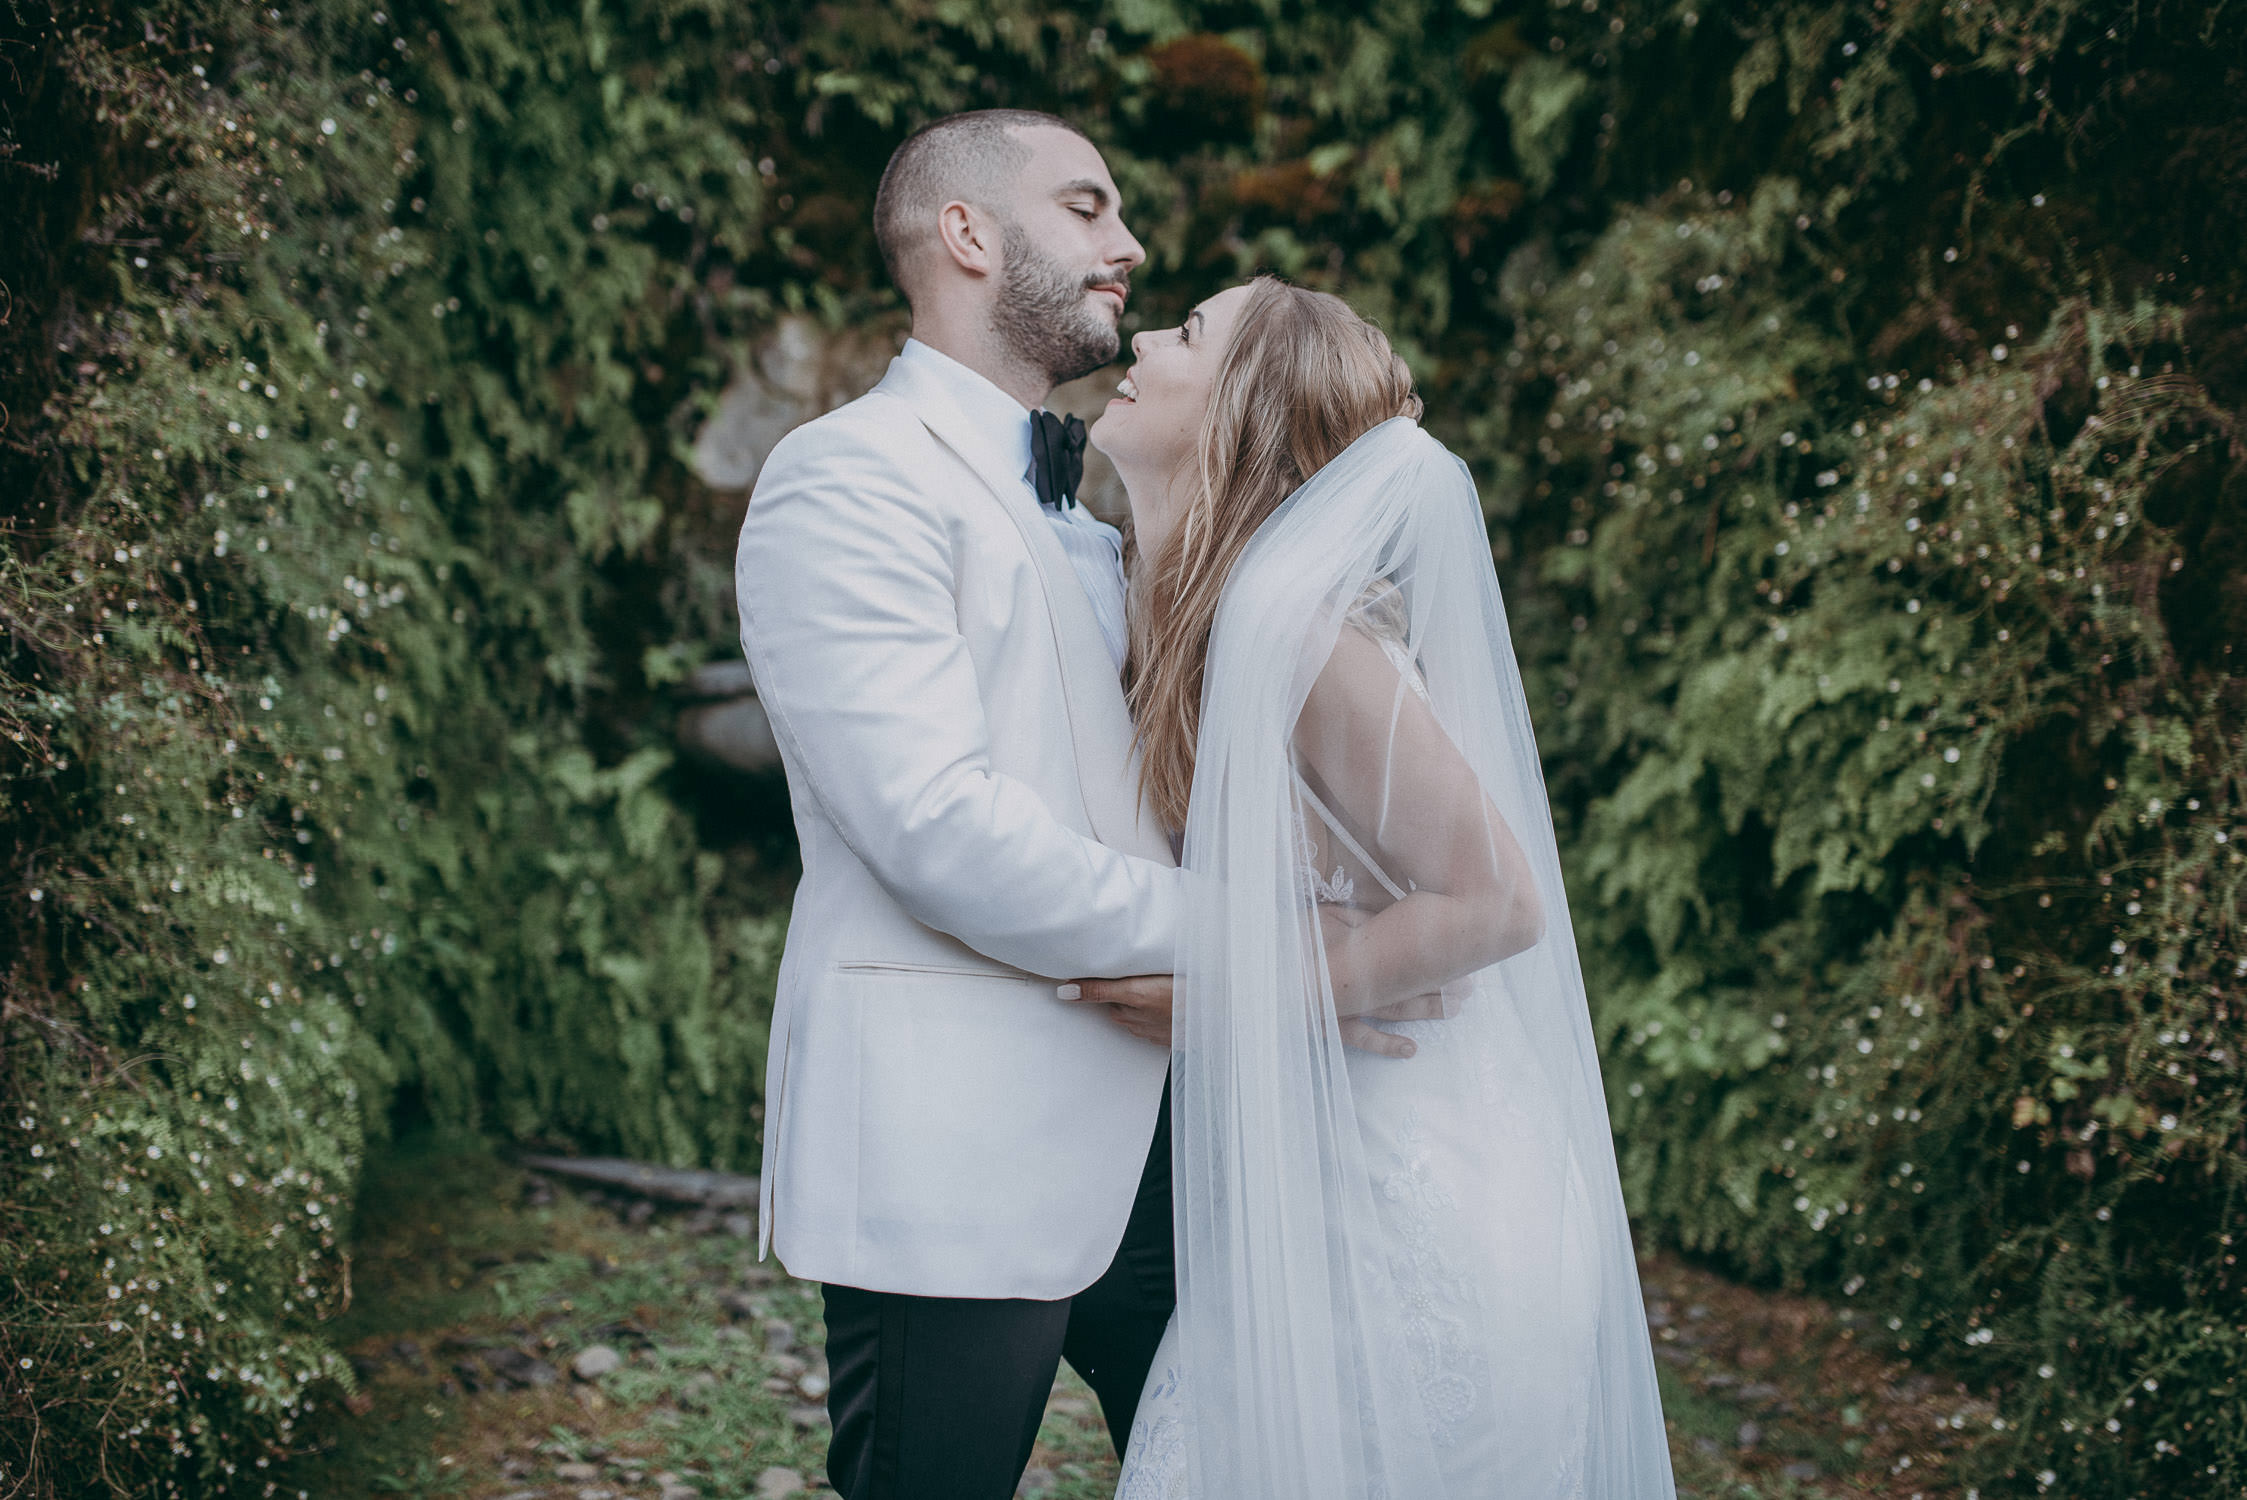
934, 199, 1002, 282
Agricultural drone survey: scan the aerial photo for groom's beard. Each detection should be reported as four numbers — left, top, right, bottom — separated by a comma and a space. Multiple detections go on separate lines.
993, 221, 1124, 387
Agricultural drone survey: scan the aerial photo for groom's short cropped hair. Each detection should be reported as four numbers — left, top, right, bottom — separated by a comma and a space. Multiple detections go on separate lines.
873, 109, 1090, 305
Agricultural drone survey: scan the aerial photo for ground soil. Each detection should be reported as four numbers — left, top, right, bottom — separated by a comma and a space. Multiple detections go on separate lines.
280, 1135, 1995, 1500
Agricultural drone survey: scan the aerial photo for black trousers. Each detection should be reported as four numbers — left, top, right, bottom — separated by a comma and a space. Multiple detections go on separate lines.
821, 1085, 1174, 1500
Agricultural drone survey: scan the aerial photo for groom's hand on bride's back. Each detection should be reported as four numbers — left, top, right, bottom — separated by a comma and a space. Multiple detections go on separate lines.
1059, 976, 1419, 1058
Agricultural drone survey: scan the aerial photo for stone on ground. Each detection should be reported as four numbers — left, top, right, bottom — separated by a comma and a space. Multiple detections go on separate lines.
571, 1343, 622, 1380
754, 1467, 805, 1498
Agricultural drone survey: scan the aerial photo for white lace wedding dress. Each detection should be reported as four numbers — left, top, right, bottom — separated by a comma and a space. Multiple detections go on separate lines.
1110, 419, 1673, 1500
1117, 765, 1603, 1499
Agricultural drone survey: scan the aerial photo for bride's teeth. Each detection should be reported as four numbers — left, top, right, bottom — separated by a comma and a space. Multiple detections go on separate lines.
1117, 377, 1138, 399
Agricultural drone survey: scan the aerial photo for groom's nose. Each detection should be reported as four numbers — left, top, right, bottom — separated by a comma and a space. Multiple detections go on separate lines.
1106, 219, 1146, 276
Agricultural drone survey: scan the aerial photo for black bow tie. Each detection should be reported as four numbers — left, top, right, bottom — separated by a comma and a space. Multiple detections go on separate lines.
1030, 409, 1086, 511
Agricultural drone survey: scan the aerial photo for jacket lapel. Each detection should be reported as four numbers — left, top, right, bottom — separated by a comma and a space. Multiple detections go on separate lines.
874, 355, 1172, 866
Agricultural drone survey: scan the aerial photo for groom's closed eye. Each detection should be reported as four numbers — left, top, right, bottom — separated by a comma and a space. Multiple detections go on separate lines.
1054, 179, 1112, 220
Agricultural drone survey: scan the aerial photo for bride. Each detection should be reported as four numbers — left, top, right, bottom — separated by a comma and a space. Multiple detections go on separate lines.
1079, 277, 1676, 1498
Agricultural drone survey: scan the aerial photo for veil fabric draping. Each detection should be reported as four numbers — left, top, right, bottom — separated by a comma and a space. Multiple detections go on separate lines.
1127, 417, 1675, 1498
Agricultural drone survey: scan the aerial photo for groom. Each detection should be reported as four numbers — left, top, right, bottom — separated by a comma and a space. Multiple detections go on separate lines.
733, 111, 1179, 1499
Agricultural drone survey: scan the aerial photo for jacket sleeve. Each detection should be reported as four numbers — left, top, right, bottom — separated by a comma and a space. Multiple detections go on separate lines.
734, 419, 1179, 980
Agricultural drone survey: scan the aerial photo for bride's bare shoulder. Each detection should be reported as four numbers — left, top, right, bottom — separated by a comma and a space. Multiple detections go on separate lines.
1296, 608, 1418, 749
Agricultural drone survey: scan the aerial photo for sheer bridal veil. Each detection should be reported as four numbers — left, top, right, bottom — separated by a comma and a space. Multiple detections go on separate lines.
1168, 416, 1675, 1498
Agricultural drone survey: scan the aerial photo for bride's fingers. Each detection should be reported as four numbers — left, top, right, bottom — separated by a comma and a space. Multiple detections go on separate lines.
1060, 976, 1174, 1046
1071, 975, 1161, 998
1061, 975, 1173, 1012
1339, 1018, 1416, 1059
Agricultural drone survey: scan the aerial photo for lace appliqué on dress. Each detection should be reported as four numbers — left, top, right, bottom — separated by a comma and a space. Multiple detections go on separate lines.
1117, 1358, 1190, 1500
1376, 1104, 1491, 1452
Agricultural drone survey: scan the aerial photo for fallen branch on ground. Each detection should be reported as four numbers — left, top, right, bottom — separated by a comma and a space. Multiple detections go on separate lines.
516, 1154, 760, 1208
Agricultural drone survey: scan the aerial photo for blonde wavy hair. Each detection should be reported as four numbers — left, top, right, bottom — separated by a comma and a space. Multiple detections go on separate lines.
1126, 276, 1422, 834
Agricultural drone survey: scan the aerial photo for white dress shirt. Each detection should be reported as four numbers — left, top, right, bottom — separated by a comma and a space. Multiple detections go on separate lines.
897, 339, 1129, 671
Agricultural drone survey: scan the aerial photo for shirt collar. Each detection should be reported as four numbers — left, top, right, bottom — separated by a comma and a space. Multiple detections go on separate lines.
900, 338, 1035, 489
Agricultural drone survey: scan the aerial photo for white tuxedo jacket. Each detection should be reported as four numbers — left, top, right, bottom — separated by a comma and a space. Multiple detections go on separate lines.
734, 351, 1178, 1301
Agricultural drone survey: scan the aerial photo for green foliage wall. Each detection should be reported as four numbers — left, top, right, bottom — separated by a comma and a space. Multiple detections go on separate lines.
3, 0, 2241, 1494
0, 0, 791, 1488
1485, 8, 2247, 1496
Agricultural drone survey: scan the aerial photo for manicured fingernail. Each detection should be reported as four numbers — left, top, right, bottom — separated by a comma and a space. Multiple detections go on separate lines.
1056, 983, 1082, 1000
